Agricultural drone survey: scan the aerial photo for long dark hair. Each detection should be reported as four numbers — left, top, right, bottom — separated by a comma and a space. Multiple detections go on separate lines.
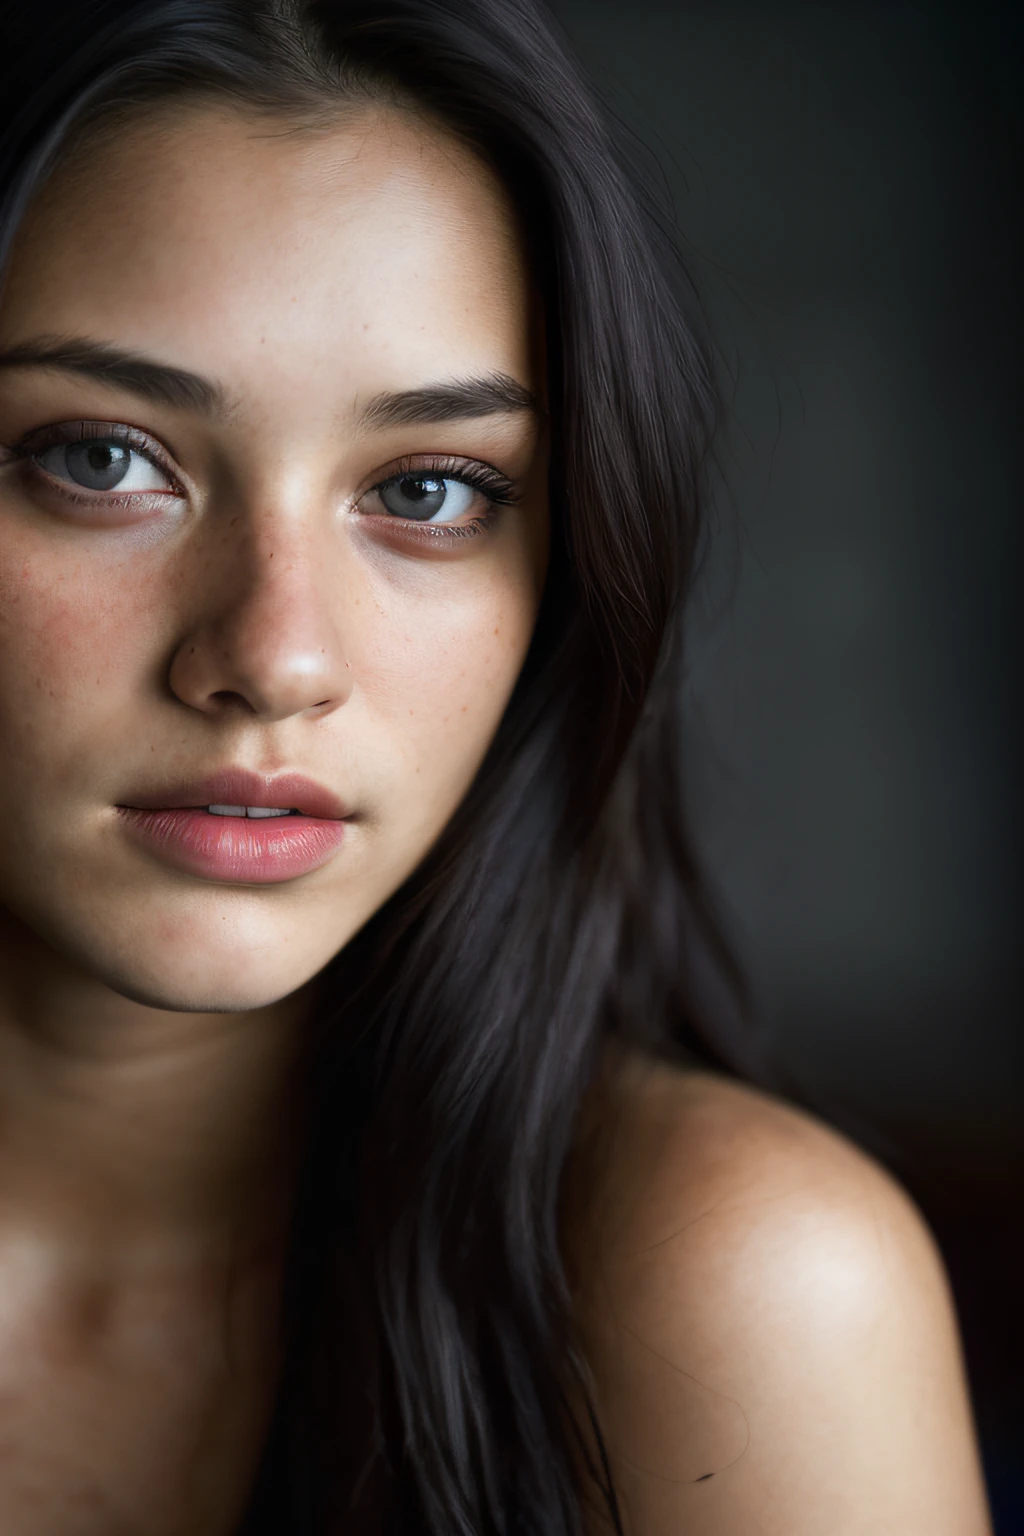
0, 1, 762, 1530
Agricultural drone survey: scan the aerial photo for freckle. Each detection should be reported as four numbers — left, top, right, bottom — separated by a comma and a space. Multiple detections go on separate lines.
493, 627, 499, 636
460, 705, 467, 712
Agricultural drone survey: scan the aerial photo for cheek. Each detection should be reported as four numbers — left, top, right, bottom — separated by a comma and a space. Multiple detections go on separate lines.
0, 549, 156, 773
350, 550, 538, 819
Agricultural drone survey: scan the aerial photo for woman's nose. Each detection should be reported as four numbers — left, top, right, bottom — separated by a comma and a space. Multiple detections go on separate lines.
167, 512, 354, 723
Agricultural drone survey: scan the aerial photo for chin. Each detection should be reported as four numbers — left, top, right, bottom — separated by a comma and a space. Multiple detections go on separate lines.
100, 953, 316, 1015
94, 935, 329, 1013
13, 886, 348, 1015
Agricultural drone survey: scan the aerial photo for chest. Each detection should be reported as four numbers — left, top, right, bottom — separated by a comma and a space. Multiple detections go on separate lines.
0, 1268, 281, 1536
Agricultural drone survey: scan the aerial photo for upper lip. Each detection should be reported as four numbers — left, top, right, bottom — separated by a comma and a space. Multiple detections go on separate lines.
119, 769, 348, 820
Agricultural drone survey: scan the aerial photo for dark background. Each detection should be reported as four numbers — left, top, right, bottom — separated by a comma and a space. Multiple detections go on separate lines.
548, 2, 1021, 1529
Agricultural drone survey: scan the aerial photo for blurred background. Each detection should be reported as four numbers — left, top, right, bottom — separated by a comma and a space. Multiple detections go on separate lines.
548, 1, 1021, 1529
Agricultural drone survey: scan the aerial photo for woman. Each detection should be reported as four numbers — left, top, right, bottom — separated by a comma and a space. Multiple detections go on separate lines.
0, 1, 993, 1532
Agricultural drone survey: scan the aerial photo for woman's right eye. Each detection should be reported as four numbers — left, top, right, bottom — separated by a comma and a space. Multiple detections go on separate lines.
34, 438, 174, 494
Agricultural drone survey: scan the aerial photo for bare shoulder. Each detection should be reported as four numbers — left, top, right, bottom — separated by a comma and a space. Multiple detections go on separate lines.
567, 1051, 928, 1267
563, 1050, 992, 1536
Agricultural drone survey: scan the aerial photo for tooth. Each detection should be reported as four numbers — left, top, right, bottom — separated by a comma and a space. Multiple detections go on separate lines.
207, 804, 246, 816
246, 807, 292, 818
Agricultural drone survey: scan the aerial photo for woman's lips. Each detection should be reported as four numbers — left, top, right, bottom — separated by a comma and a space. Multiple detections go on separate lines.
117, 806, 346, 884
119, 768, 348, 821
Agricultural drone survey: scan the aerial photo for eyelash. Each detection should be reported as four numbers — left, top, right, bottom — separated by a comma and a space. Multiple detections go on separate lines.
366, 454, 520, 539
2, 423, 519, 536
5, 420, 184, 509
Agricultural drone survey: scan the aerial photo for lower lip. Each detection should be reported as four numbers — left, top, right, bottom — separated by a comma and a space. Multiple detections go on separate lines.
117, 808, 346, 884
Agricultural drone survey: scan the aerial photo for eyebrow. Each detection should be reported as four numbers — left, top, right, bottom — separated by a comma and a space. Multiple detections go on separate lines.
362, 372, 540, 428
0, 335, 224, 414
0, 335, 540, 428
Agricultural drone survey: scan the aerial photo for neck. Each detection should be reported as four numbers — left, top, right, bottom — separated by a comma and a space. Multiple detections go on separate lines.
0, 914, 317, 1271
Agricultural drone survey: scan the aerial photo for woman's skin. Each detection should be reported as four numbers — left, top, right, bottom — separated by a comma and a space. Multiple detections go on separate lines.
0, 102, 992, 1536
0, 102, 546, 1533
565, 1048, 994, 1535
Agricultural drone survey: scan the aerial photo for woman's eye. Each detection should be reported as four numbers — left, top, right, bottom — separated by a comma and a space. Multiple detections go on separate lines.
34, 438, 172, 494
373, 474, 480, 524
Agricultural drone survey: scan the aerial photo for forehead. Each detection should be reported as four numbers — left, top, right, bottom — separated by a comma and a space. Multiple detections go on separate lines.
0, 102, 534, 408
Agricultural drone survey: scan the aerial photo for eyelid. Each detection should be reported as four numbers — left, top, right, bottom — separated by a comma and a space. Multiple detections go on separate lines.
360, 452, 520, 504
351, 454, 519, 546
12, 419, 185, 494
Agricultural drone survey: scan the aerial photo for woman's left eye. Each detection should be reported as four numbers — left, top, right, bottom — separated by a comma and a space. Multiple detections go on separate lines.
368, 474, 481, 524
34, 438, 173, 494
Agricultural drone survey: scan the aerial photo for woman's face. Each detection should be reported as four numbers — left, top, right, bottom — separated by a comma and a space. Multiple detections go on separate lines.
0, 103, 548, 1011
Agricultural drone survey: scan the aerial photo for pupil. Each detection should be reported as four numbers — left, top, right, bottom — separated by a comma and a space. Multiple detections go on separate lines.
403, 475, 439, 501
